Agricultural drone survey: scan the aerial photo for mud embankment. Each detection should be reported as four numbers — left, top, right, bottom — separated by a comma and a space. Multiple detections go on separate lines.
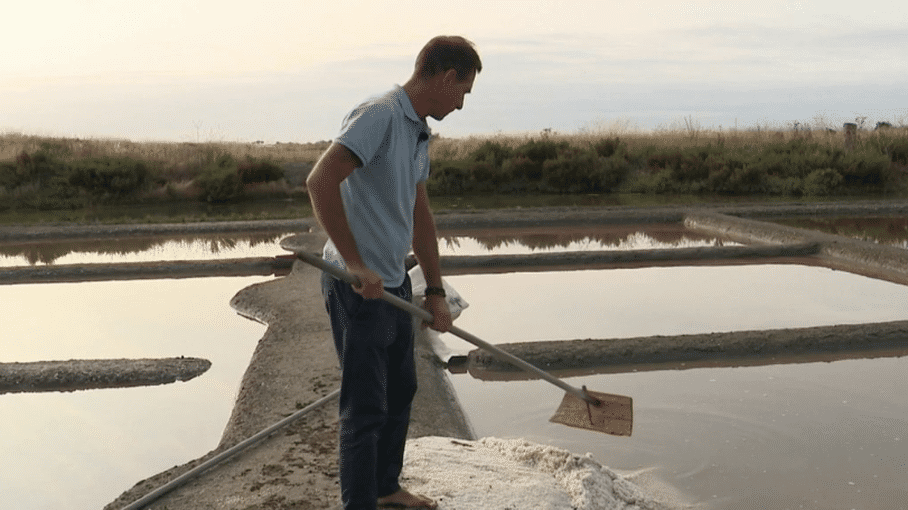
0, 357, 211, 394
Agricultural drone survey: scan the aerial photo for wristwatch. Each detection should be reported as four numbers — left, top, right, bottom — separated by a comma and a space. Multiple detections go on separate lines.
424, 286, 446, 298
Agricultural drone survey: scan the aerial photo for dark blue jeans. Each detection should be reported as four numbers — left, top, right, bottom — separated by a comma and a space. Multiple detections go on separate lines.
322, 272, 417, 510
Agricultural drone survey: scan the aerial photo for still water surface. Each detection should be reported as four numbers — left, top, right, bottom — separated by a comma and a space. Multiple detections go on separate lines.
3, 226, 904, 508
0, 233, 291, 267
0, 238, 275, 509
775, 215, 908, 249
441, 266, 908, 509
438, 224, 735, 256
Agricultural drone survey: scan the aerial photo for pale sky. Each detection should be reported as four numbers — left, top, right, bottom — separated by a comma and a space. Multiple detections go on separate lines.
2, 0, 907, 142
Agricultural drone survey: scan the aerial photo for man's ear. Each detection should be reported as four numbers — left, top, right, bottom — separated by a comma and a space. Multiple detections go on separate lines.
442, 68, 459, 85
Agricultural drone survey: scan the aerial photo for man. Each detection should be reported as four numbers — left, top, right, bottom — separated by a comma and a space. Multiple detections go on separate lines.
306, 36, 481, 510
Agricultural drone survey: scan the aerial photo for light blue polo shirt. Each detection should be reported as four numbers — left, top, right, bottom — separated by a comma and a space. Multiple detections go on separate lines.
323, 85, 431, 288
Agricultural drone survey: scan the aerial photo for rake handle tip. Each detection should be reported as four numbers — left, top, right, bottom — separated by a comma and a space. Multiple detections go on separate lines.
582, 386, 604, 407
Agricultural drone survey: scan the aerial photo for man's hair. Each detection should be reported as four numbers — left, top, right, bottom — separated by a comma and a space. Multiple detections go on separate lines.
415, 36, 482, 81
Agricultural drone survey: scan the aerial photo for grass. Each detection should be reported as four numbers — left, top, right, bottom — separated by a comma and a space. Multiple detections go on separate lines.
1, 124, 906, 225
429, 123, 847, 160
0, 133, 328, 169
0, 134, 328, 221
427, 124, 908, 197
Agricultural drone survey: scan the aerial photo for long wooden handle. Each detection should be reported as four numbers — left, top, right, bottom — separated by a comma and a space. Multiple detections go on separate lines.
295, 250, 595, 404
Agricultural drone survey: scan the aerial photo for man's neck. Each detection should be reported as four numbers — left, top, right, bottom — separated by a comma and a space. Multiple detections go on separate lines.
402, 78, 429, 121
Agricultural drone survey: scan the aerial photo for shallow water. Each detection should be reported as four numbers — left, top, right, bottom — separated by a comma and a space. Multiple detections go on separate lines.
0, 232, 292, 267
775, 215, 908, 249
436, 265, 908, 355
438, 224, 736, 256
0, 238, 275, 509
440, 266, 908, 509
452, 359, 907, 509
3, 223, 905, 508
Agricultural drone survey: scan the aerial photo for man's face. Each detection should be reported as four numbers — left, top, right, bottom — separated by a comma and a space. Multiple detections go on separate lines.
430, 70, 475, 121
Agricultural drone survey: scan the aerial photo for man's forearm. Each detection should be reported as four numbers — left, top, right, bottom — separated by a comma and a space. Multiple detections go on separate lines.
412, 193, 443, 288
413, 238, 442, 288
412, 184, 452, 332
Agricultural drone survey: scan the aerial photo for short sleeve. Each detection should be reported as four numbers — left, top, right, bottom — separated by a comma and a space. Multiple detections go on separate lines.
335, 99, 395, 167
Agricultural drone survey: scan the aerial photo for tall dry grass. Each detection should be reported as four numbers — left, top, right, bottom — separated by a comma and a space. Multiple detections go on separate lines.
428, 125, 856, 161
0, 132, 329, 166
2, 125, 899, 169
3, 123, 905, 201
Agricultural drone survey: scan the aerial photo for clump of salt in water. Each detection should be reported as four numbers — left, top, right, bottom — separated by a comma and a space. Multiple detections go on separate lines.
401, 436, 684, 510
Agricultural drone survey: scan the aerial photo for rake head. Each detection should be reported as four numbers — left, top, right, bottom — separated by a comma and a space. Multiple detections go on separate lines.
549, 388, 633, 437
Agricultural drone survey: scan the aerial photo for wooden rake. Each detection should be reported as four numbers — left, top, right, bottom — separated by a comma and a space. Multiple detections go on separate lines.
285, 241, 633, 437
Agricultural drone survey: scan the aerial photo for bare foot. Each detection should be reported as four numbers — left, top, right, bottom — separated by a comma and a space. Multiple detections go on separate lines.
377, 488, 437, 509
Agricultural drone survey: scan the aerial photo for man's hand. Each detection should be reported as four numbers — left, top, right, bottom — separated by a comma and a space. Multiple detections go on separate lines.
422, 294, 452, 333
347, 262, 384, 299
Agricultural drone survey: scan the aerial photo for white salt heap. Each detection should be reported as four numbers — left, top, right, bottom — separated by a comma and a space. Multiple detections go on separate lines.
401, 436, 690, 510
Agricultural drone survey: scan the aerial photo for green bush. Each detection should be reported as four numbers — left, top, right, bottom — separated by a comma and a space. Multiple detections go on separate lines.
803, 168, 844, 196
195, 154, 245, 202
749, 150, 792, 180
196, 165, 243, 202
501, 154, 543, 183
702, 155, 763, 194
591, 137, 624, 158
18, 175, 84, 210
726, 164, 768, 193
443, 134, 904, 197
467, 162, 499, 192
513, 138, 571, 164
599, 154, 631, 191
538, 147, 630, 193
213, 153, 236, 170
748, 139, 820, 179
428, 136, 635, 195
541, 148, 601, 192
765, 175, 804, 196
0, 162, 18, 190
68, 157, 149, 199
884, 137, 908, 165
837, 150, 891, 188
237, 157, 284, 184
643, 145, 723, 183
626, 167, 676, 194
0, 149, 83, 209
10, 150, 63, 188
469, 141, 514, 167
426, 161, 475, 195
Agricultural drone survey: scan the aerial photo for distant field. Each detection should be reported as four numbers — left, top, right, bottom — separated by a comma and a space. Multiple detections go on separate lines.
424, 125, 908, 197
0, 133, 330, 167
4, 125, 900, 165
1, 125, 906, 224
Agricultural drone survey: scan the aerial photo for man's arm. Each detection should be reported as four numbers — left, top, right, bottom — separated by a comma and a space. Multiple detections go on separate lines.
412, 182, 452, 332
306, 142, 384, 299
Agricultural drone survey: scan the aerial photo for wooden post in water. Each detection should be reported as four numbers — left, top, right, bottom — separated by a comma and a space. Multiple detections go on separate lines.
843, 123, 857, 151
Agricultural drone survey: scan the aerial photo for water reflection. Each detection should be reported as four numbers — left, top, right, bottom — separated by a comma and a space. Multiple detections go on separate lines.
437, 265, 908, 354
0, 232, 297, 508
438, 224, 736, 256
440, 266, 908, 510
0, 277, 268, 510
451, 358, 908, 510
0, 233, 291, 267
776, 216, 908, 249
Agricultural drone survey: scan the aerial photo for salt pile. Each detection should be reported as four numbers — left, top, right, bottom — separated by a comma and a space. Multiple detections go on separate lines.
401, 436, 688, 510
